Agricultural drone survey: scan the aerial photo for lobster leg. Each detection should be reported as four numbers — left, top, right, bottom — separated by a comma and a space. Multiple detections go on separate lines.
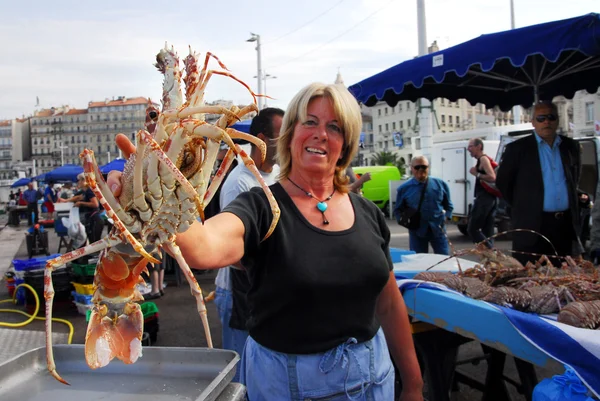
234, 144, 281, 240
45, 235, 122, 385
132, 130, 152, 222
164, 242, 213, 348
80, 149, 159, 265
202, 148, 237, 208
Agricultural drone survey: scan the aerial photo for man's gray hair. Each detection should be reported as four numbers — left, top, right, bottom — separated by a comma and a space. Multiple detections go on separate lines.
531, 101, 559, 119
411, 155, 429, 167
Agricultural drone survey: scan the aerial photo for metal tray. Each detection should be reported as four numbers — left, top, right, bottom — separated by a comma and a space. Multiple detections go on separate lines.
0, 344, 240, 401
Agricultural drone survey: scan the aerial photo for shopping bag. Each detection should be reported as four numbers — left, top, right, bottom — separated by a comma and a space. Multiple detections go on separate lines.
533, 367, 594, 401
62, 207, 87, 249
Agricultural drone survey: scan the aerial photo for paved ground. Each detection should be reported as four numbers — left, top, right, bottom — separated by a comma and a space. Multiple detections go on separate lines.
0, 215, 565, 400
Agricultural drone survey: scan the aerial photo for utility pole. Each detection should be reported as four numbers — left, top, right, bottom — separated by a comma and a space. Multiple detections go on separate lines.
510, 0, 522, 124
247, 33, 264, 110
417, 0, 433, 162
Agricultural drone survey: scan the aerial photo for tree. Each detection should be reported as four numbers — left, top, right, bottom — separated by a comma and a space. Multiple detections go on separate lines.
372, 151, 397, 166
395, 158, 407, 177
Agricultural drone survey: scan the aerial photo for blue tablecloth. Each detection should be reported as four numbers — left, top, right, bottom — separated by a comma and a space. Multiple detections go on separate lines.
397, 279, 600, 399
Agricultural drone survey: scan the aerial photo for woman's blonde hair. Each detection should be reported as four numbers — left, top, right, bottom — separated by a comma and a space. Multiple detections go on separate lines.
276, 82, 362, 193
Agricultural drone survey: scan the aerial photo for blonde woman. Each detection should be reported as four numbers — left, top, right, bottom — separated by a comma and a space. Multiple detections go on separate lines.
109, 83, 423, 400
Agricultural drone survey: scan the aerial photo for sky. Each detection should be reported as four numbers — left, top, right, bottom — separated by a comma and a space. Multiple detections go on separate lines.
1, 0, 598, 120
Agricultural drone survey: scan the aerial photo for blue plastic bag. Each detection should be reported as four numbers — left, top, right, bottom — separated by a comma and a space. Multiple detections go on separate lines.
533, 367, 594, 401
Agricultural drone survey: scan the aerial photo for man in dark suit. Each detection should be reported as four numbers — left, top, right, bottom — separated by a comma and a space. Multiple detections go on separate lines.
496, 101, 583, 265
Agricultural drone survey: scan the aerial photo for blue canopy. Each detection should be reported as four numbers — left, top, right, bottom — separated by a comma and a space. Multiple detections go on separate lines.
44, 164, 84, 183
11, 177, 31, 188
349, 13, 600, 111
100, 158, 126, 174
34, 173, 47, 182
230, 119, 252, 133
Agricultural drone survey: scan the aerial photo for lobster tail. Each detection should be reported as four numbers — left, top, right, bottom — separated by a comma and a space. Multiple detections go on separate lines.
85, 303, 144, 369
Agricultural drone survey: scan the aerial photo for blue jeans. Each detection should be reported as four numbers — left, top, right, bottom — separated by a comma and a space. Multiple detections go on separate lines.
240, 328, 394, 401
409, 226, 450, 255
214, 286, 249, 383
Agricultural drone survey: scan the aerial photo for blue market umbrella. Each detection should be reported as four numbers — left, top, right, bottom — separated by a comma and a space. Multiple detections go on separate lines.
10, 177, 31, 188
100, 158, 126, 174
230, 119, 252, 133
34, 173, 47, 182
44, 164, 84, 183
349, 13, 600, 111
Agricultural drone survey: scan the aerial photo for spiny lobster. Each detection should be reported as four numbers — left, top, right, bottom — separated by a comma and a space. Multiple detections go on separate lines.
43, 44, 281, 384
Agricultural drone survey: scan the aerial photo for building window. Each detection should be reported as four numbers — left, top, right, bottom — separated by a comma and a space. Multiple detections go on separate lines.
400, 121, 404, 129
378, 125, 382, 133
449, 115, 453, 125
456, 116, 460, 125
406, 102, 410, 110
392, 122, 396, 130
441, 98, 445, 106
408, 119, 411, 127
399, 103, 402, 111
378, 109, 381, 117
441, 115, 446, 123
385, 107, 388, 115
586, 102, 594, 123
385, 123, 389, 131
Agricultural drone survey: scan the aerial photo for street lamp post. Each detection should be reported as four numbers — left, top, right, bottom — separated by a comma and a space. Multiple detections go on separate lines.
246, 33, 263, 110
264, 73, 277, 107
58, 141, 68, 166
254, 72, 277, 107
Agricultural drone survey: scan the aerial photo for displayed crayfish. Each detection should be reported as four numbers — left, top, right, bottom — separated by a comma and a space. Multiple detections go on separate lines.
414, 230, 600, 329
43, 44, 281, 384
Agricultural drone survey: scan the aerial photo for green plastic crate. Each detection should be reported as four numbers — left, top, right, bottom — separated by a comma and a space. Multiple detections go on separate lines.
71, 263, 96, 276
86, 301, 159, 322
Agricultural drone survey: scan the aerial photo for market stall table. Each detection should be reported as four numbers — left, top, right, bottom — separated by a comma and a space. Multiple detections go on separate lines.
393, 254, 563, 401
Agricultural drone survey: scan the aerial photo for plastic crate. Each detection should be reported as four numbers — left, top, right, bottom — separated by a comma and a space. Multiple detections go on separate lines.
71, 263, 96, 276
85, 301, 159, 322
74, 301, 94, 316
71, 282, 94, 295
71, 291, 93, 305
12, 254, 62, 272
389, 248, 416, 263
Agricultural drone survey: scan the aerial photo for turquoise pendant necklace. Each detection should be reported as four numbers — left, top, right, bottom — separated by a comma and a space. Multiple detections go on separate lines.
287, 178, 335, 225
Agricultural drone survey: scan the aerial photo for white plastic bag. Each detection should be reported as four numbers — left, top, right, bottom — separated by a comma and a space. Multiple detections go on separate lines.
62, 207, 87, 248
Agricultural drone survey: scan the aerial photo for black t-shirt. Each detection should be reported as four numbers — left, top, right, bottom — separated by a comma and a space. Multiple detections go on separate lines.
223, 183, 393, 354
78, 188, 98, 216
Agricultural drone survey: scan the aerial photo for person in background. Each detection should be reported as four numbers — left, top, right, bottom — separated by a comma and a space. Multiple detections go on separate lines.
59, 174, 103, 244
108, 83, 423, 400
143, 260, 165, 300
43, 181, 58, 215
23, 182, 40, 226
467, 138, 498, 247
496, 101, 585, 265
346, 165, 371, 194
214, 107, 284, 382
204, 142, 239, 220
394, 156, 453, 255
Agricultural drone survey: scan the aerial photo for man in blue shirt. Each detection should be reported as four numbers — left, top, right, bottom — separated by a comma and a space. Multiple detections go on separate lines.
394, 156, 453, 255
496, 102, 583, 265
23, 182, 40, 226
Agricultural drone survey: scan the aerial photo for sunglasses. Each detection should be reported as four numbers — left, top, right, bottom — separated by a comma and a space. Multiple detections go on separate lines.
413, 165, 429, 171
535, 114, 557, 123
